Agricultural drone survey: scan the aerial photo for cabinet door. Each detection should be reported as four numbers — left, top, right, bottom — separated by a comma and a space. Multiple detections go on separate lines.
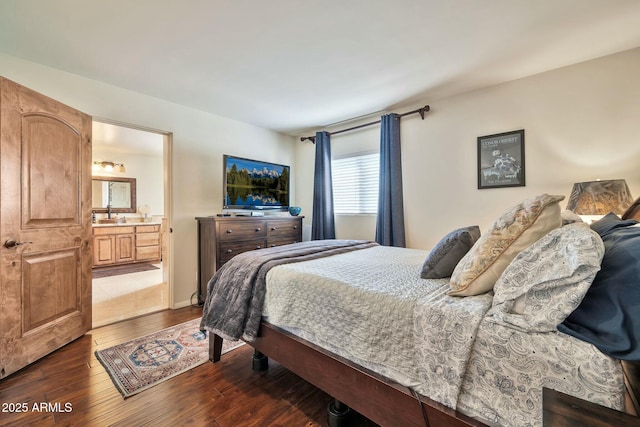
115, 234, 135, 263
93, 235, 116, 265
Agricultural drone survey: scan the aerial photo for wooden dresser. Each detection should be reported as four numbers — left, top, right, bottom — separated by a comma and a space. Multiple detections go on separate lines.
195, 215, 303, 304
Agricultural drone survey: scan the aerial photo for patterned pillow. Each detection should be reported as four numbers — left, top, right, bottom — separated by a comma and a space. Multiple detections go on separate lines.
490, 222, 604, 332
561, 209, 584, 225
449, 194, 564, 296
420, 226, 481, 279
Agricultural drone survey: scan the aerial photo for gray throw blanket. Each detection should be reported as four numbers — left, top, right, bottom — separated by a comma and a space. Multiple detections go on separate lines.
200, 239, 378, 342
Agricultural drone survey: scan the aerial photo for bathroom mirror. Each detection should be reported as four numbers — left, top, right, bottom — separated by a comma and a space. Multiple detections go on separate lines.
92, 176, 137, 213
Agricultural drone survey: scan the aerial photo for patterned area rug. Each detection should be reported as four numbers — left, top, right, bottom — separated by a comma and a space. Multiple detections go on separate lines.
95, 318, 243, 397
92, 262, 159, 279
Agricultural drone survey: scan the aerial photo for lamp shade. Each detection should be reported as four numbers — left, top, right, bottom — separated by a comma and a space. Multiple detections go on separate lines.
566, 179, 633, 215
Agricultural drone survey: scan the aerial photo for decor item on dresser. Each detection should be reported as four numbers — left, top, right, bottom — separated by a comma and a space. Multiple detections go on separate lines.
566, 179, 634, 220
288, 206, 302, 216
200, 193, 637, 427
477, 129, 525, 189
195, 215, 303, 305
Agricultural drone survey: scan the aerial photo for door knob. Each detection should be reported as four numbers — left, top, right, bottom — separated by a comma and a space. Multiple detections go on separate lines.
3, 239, 32, 249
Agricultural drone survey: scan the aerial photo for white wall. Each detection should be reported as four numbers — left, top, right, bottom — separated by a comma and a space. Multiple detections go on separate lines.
92, 148, 164, 219
0, 53, 297, 307
296, 48, 640, 250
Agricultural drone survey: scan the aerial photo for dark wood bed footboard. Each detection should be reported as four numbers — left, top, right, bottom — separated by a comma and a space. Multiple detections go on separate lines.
623, 361, 640, 416
210, 320, 485, 427
208, 322, 640, 426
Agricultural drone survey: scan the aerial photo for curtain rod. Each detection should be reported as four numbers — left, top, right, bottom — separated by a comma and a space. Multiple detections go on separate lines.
300, 105, 430, 143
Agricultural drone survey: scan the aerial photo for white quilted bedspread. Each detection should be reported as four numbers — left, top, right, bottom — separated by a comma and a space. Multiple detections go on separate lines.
263, 245, 493, 408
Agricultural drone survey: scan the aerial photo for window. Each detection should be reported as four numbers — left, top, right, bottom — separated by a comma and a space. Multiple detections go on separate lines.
332, 152, 379, 214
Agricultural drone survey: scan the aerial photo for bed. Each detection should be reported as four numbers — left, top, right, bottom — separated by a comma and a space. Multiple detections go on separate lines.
201, 194, 640, 426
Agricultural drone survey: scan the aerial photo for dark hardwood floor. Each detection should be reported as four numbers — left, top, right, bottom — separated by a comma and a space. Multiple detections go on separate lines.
0, 307, 376, 426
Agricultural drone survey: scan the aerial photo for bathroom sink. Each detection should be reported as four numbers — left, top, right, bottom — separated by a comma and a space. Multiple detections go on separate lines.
97, 219, 118, 224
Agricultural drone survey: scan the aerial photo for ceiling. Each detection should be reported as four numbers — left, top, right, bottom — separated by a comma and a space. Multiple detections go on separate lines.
1, 0, 640, 136
92, 121, 164, 156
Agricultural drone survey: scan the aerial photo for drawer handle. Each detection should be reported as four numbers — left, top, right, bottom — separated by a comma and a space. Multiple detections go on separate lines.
255, 227, 261, 232
226, 249, 233, 254
255, 245, 262, 249
293, 225, 298, 229
270, 244, 276, 247
226, 229, 233, 234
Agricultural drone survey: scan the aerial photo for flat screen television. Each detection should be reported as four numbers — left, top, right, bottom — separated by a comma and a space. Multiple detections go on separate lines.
223, 155, 290, 210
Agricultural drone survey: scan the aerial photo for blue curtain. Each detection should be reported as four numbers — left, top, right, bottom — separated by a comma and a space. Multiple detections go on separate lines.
311, 131, 336, 240
375, 114, 406, 247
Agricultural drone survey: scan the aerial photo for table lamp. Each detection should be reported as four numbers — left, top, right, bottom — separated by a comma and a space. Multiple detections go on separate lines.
566, 179, 634, 222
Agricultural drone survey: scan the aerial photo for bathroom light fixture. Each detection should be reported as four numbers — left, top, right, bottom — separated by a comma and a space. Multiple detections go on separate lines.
93, 161, 126, 173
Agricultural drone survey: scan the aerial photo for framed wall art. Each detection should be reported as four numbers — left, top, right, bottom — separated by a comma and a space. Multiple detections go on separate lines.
477, 129, 525, 189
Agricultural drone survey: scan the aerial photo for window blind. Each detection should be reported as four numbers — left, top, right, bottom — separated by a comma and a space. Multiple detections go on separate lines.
332, 153, 379, 214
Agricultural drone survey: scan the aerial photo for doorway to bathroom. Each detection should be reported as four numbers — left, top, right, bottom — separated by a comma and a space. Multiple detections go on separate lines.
91, 120, 172, 327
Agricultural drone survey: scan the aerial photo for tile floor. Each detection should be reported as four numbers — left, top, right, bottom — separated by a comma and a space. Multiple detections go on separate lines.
92, 264, 168, 327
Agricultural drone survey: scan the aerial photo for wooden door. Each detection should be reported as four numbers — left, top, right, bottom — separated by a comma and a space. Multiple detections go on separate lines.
0, 77, 92, 378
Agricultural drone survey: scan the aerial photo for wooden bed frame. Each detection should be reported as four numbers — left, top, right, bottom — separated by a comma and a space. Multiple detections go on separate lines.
210, 321, 640, 426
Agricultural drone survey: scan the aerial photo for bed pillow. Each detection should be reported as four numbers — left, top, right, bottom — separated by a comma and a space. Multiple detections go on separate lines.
420, 226, 481, 279
449, 193, 564, 296
558, 213, 640, 360
561, 209, 584, 225
490, 222, 604, 332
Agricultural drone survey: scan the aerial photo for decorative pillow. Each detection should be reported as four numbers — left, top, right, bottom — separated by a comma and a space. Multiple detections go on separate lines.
420, 226, 481, 279
558, 213, 640, 360
561, 209, 584, 225
449, 193, 564, 296
490, 222, 604, 332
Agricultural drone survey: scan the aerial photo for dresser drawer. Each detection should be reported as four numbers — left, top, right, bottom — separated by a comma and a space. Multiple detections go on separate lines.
267, 220, 301, 239
267, 237, 299, 248
219, 239, 267, 263
137, 232, 160, 247
137, 224, 160, 233
218, 220, 267, 241
136, 245, 160, 261
93, 226, 135, 235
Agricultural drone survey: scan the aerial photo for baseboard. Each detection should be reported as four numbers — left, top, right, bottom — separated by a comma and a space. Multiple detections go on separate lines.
172, 299, 194, 309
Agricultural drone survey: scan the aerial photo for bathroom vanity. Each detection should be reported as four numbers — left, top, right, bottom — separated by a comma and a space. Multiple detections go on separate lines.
92, 222, 161, 267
